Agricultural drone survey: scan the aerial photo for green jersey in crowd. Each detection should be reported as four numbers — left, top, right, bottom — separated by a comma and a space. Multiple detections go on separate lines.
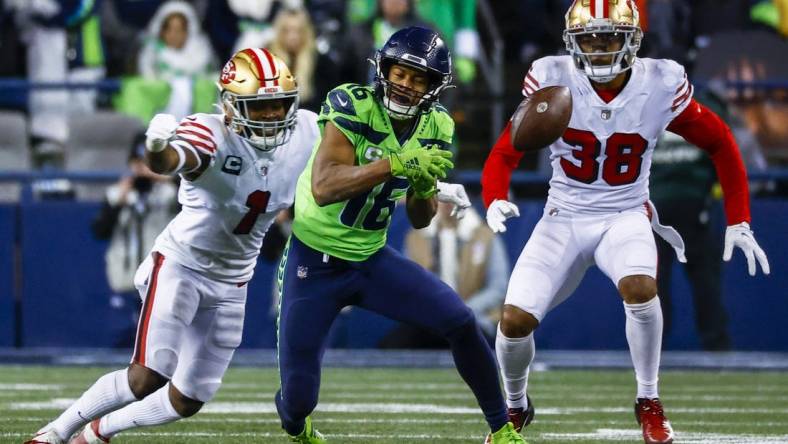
292, 83, 454, 261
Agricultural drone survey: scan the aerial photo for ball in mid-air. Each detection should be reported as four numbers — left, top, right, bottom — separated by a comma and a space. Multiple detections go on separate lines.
510, 86, 573, 152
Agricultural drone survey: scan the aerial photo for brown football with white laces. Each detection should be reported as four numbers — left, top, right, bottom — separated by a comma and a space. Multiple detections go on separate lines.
510, 86, 573, 152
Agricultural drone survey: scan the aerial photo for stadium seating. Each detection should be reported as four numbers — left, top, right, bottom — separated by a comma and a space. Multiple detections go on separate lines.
65, 111, 144, 171
0, 110, 30, 171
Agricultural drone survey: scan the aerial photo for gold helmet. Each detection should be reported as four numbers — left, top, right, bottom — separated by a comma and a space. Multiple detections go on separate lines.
219, 48, 299, 151
563, 0, 643, 82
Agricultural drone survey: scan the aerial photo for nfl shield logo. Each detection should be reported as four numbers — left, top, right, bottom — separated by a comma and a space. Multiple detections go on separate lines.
297, 266, 308, 279
601, 109, 612, 120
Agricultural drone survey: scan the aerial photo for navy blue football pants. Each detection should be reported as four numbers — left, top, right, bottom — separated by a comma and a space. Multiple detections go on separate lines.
275, 234, 508, 435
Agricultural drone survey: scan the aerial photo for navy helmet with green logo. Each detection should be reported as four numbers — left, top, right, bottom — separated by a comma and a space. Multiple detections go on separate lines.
373, 26, 453, 120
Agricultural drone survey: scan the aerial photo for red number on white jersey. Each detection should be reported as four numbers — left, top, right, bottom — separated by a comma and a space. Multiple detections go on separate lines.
561, 129, 647, 186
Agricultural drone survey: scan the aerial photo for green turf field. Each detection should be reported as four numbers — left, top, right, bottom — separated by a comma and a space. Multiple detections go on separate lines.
2, 365, 787, 443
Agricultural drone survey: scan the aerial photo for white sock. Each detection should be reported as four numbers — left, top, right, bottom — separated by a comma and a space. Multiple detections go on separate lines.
49, 368, 136, 440
495, 324, 535, 410
624, 297, 663, 400
99, 383, 183, 437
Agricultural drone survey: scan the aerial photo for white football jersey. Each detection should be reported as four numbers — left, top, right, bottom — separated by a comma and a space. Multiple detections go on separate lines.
522, 56, 693, 214
153, 109, 319, 282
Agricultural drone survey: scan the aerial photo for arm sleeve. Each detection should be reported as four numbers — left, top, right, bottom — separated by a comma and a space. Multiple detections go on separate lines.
481, 121, 525, 207
171, 116, 218, 158
667, 99, 751, 224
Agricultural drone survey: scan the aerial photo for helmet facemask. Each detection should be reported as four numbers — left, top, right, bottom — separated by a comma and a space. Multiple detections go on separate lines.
564, 19, 642, 83
373, 54, 452, 120
563, 0, 643, 84
222, 90, 299, 151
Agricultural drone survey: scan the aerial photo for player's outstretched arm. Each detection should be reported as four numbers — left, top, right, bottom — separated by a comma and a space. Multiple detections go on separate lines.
667, 100, 769, 276
144, 114, 206, 177
481, 121, 524, 208
311, 122, 393, 206
481, 121, 523, 233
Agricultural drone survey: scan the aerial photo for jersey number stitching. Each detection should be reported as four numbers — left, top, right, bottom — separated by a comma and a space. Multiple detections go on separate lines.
560, 129, 648, 186
340, 178, 409, 230
233, 190, 271, 235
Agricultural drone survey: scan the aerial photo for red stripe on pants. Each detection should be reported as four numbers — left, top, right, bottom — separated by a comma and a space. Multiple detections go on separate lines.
132, 252, 165, 366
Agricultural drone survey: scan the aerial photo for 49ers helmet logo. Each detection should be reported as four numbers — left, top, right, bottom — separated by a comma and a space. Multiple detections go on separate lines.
220, 60, 236, 84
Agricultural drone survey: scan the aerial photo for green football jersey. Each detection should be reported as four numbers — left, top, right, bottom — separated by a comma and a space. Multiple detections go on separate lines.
292, 83, 455, 261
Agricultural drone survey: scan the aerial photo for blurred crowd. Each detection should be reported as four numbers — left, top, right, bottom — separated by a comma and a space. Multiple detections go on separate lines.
0, 0, 786, 172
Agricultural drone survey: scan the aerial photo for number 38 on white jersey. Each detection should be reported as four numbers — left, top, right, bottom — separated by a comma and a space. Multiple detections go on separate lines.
153, 110, 319, 282
523, 55, 693, 213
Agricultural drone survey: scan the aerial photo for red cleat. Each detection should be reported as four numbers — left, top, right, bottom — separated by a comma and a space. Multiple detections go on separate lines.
634, 398, 674, 444
508, 395, 535, 432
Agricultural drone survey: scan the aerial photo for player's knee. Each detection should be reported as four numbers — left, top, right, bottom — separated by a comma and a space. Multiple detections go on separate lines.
441, 304, 478, 338
127, 363, 168, 399
618, 275, 658, 304
500, 304, 539, 338
169, 384, 204, 417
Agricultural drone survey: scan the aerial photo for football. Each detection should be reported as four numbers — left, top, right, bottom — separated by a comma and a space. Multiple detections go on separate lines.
510, 86, 573, 152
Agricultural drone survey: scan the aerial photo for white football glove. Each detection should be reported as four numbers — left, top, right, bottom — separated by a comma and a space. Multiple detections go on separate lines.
486, 199, 520, 233
436, 181, 471, 219
145, 113, 178, 152
723, 222, 770, 276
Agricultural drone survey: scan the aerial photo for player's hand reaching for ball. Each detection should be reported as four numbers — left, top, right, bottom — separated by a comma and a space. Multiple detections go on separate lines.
145, 113, 178, 152
390, 148, 454, 183
486, 199, 520, 233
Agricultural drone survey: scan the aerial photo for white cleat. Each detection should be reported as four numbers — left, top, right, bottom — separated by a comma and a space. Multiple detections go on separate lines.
23, 430, 64, 444
70, 420, 110, 444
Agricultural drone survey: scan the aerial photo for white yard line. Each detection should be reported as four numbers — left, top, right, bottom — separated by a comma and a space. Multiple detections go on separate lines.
8, 399, 788, 416
0, 383, 64, 390
212, 391, 788, 402
12, 416, 788, 428
11, 380, 785, 393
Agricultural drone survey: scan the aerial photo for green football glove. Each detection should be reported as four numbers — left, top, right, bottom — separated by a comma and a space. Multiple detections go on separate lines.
389, 148, 454, 183
410, 174, 438, 200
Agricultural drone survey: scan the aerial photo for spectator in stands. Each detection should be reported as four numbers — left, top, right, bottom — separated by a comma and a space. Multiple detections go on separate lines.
380, 202, 509, 347
91, 133, 179, 347
98, 0, 164, 76
115, 1, 217, 122
414, 0, 480, 85
350, 0, 480, 85
267, 8, 337, 111
343, 0, 430, 85
7, 0, 104, 168
230, 0, 303, 52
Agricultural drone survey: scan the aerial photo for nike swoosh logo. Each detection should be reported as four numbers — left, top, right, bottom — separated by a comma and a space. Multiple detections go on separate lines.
186, 116, 197, 121
338, 96, 348, 107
